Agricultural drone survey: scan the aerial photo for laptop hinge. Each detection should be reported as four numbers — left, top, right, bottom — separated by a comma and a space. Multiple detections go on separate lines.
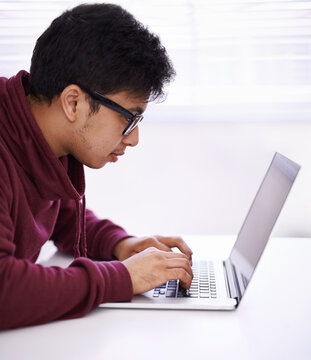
223, 259, 239, 301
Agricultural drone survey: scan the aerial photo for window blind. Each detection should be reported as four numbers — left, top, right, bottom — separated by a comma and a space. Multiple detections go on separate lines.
1, 0, 310, 121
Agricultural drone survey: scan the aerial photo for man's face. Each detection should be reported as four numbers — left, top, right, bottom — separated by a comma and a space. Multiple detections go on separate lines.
71, 91, 147, 169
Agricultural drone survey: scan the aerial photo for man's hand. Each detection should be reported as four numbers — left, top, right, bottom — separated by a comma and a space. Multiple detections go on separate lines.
122, 247, 193, 295
113, 235, 193, 264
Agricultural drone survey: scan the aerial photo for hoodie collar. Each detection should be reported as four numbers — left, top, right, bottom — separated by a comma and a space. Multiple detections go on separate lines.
0, 70, 85, 201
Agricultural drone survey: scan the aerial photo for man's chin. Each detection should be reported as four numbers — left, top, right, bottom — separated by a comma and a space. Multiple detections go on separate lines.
84, 158, 109, 169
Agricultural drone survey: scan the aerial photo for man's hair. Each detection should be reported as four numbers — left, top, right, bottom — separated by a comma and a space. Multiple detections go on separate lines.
29, 3, 175, 111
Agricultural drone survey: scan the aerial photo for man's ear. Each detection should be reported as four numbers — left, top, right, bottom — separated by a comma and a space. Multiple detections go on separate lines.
60, 85, 84, 123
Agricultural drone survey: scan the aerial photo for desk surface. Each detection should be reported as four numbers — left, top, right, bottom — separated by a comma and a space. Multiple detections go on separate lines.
1, 236, 310, 360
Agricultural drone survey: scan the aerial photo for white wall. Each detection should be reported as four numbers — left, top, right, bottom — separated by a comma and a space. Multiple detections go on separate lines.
85, 119, 311, 238
1, 0, 309, 238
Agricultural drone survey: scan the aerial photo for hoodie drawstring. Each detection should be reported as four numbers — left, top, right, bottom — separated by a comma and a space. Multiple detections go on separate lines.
82, 195, 87, 257
73, 195, 87, 258
74, 200, 81, 258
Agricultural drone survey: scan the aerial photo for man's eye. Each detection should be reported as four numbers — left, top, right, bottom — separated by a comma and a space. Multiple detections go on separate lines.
118, 114, 128, 123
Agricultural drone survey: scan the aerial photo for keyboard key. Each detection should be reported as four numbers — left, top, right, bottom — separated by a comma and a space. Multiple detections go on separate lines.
189, 289, 198, 293
200, 294, 210, 298
152, 260, 218, 300
168, 280, 177, 285
166, 290, 176, 298
189, 293, 199, 298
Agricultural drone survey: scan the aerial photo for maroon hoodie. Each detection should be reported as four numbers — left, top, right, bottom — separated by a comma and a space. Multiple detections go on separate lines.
0, 71, 133, 329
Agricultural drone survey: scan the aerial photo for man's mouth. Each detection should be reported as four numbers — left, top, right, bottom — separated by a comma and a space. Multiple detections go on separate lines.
110, 152, 124, 162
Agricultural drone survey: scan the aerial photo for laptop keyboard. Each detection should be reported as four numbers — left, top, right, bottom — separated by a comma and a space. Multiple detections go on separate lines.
153, 260, 217, 299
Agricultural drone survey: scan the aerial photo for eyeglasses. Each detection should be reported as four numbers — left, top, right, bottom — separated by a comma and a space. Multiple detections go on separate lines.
81, 87, 144, 136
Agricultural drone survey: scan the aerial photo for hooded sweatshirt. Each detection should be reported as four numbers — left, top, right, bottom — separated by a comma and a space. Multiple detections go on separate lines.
0, 71, 133, 330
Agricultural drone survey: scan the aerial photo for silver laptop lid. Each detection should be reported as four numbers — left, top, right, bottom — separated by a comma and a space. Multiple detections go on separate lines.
228, 153, 300, 301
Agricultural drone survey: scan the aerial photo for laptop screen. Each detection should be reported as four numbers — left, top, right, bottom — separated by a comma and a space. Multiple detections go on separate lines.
229, 153, 300, 299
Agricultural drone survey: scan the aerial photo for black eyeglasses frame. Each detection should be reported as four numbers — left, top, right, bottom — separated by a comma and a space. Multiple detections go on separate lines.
81, 87, 143, 136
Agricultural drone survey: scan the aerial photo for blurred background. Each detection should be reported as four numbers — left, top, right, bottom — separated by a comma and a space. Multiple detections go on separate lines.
1, 0, 310, 237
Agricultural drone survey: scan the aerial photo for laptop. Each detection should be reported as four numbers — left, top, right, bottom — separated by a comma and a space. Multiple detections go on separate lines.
101, 152, 300, 310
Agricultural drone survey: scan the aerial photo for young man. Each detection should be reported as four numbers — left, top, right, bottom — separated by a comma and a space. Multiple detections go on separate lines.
0, 4, 193, 329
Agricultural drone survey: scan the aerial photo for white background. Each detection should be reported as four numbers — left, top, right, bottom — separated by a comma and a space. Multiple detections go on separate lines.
1, 0, 310, 237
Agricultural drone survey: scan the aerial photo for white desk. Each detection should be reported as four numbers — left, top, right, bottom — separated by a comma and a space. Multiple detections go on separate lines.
1, 236, 310, 360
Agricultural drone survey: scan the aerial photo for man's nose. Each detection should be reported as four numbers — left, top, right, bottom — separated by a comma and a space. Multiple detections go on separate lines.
123, 126, 139, 147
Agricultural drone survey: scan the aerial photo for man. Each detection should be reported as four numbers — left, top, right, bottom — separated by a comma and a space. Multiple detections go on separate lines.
0, 3, 193, 329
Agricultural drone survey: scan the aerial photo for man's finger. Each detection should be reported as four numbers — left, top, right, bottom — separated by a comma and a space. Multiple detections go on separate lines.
160, 250, 189, 260
156, 236, 193, 260
167, 268, 193, 289
165, 258, 193, 278
140, 236, 172, 253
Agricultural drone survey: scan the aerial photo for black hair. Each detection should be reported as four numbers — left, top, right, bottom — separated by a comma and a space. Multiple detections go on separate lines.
29, 3, 175, 111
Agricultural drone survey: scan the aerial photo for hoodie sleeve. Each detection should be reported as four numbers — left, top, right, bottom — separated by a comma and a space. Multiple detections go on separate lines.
52, 198, 132, 260
0, 248, 133, 329
0, 173, 133, 330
